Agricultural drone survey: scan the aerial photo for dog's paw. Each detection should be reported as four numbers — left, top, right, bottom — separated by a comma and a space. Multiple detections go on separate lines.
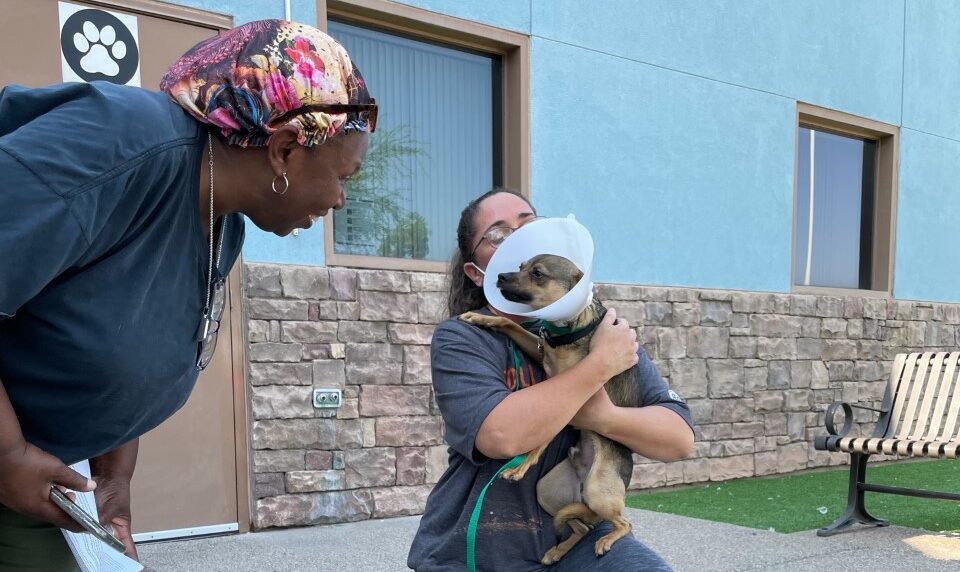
541, 545, 567, 565
594, 536, 617, 557
459, 311, 484, 325
500, 465, 530, 482
459, 312, 510, 329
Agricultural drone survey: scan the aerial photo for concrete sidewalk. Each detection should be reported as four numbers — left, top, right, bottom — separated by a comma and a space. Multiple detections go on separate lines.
138, 508, 960, 571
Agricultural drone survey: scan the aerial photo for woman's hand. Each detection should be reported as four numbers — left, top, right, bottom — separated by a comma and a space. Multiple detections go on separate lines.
0, 440, 96, 532
93, 474, 138, 560
91, 439, 140, 560
585, 308, 639, 381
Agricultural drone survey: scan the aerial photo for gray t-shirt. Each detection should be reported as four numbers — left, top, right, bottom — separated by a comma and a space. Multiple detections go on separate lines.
0, 82, 244, 463
407, 312, 694, 571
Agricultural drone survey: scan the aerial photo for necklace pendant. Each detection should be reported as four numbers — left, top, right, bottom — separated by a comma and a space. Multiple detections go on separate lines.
196, 314, 214, 341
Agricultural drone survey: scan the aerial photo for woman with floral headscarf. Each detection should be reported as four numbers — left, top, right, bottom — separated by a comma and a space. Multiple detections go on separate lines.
0, 20, 375, 570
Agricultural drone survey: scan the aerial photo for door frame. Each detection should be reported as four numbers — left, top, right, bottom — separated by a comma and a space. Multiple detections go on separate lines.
227, 257, 253, 533
79, 0, 232, 29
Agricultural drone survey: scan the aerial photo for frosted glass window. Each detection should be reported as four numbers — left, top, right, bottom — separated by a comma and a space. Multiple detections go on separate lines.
329, 20, 500, 262
795, 127, 877, 289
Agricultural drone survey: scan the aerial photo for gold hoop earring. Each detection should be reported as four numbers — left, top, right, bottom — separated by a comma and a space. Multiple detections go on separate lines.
272, 172, 289, 195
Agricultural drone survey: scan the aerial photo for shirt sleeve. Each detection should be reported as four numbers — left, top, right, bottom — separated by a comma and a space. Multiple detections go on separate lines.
0, 148, 89, 319
431, 319, 512, 465
636, 347, 696, 430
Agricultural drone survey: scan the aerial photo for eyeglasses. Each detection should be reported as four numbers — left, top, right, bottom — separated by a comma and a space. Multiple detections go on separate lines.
269, 99, 379, 133
196, 278, 226, 370
470, 216, 542, 258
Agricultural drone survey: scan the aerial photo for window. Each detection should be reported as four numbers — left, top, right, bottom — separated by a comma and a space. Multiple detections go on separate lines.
793, 103, 898, 293
321, 1, 529, 272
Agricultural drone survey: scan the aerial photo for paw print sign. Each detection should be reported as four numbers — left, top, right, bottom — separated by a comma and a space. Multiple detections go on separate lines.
58, 2, 140, 87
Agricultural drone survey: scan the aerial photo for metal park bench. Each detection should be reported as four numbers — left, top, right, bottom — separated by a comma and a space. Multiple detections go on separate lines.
814, 351, 960, 536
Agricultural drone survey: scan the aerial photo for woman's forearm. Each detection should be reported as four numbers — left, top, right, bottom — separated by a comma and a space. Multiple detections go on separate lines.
595, 405, 694, 462
475, 355, 607, 459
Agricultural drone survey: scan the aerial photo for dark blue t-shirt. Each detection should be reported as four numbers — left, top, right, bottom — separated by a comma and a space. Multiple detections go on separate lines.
407, 313, 695, 572
0, 82, 243, 464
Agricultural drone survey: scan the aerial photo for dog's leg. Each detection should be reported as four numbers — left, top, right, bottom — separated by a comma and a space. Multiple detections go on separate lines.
500, 441, 549, 481
582, 447, 632, 557
540, 502, 602, 565
587, 499, 631, 556
553, 502, 603, 533
459, 312, 542, 361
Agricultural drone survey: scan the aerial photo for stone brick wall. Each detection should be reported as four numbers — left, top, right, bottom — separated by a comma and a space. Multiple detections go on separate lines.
244, 263, 960, 528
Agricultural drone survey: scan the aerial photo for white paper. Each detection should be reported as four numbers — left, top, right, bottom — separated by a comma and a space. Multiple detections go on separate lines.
60, 460, 143, 572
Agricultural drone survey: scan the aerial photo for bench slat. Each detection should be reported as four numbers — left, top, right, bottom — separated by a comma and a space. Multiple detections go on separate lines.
888, 353, 920, 439
925, 353, 960, 442
911, 353, 948, 439
939, 355, 960, 443
943, 442, 960, 457
880, 438, 898, 455
896, 353, 934, 440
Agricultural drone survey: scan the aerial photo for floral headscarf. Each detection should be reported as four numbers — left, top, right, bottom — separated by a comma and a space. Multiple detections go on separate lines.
161, 19, 376, 147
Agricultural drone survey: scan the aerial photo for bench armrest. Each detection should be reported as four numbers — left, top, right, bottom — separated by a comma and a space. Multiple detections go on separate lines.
822, 401, 887, 437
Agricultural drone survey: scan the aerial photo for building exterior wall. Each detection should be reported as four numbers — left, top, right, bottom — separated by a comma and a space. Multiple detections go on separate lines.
159, 0, 960, 528
245, 262, 959, 527
173, 0, 960, 303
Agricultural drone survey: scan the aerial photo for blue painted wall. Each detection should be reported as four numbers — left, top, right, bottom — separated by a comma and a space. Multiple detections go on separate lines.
898, 0, 960, 302
530, 36, 796, 293
532, 1, 905, 124
895, 130, 960, 303
173, 0, 312, 28
527, 0, 957, 302
170, 0, 960, 302
393, 0, 530, 34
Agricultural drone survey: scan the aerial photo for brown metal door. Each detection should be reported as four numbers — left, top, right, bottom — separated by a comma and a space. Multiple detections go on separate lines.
0, 0, 249, 539
132, 261, 250, 540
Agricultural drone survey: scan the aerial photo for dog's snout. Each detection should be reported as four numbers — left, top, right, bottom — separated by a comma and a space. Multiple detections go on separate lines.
497, 272, 514, 285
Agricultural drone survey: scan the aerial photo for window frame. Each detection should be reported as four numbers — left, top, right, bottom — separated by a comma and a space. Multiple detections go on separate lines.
84, 0, 232, 28
791, 102, 899, 297
318, 0, 530, 272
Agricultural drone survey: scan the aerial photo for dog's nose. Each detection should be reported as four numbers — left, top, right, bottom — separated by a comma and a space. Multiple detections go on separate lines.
497, 273, 511, 285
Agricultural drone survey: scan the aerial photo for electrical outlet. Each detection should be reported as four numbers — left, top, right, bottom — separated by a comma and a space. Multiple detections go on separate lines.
313, 388, 342, 408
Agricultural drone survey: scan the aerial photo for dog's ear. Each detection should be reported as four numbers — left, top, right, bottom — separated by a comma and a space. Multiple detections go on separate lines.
568, 268, 584, 289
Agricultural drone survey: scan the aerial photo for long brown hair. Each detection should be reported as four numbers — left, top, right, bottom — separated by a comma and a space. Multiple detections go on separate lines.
447, 188, 533, 317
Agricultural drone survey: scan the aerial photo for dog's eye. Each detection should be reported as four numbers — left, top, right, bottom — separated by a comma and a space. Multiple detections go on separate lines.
531, 269, 544, 279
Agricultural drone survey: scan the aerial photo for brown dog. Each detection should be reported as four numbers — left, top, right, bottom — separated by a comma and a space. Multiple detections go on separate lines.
461, 254, 641, 564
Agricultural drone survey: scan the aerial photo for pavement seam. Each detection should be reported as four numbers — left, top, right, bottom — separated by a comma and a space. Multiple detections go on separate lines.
730, 543, 895, 572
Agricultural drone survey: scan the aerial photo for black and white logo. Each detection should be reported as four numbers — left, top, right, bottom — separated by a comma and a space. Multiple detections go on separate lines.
59, 2, 140, 86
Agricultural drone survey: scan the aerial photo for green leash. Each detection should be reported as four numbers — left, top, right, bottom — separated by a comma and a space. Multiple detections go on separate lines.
465, 339, 530, 572
466, 453, 526, 572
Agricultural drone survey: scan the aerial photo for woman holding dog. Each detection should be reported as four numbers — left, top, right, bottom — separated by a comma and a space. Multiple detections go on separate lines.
0, 20, 375, 570
408, 189, 695, 571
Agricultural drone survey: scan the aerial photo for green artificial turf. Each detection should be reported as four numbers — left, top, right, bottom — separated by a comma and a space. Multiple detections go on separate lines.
626, 459, 960, 533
